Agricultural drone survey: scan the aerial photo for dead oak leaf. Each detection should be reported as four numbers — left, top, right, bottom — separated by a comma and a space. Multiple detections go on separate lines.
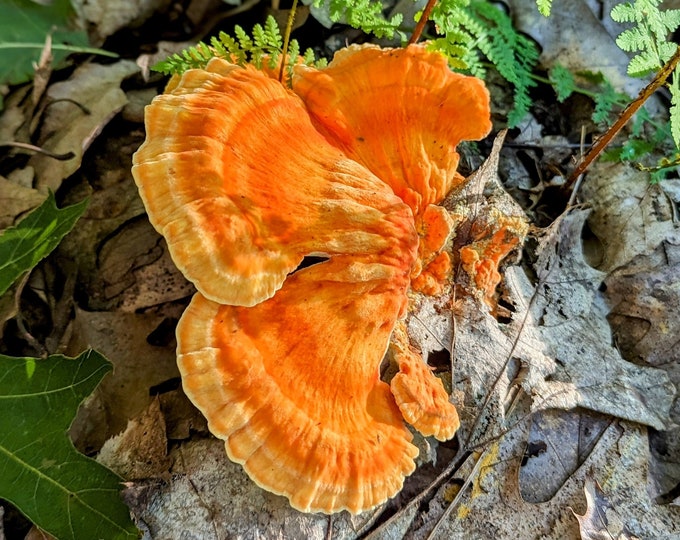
509, 209, 674, 431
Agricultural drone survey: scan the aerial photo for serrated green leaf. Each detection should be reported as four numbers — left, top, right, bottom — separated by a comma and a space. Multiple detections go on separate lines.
616, 27, 651, 52
628, 50, 660, 76
0, 350, 138, 540
0, 0, 116, 86
0, 192, 87, 296
611, 3, 637, 23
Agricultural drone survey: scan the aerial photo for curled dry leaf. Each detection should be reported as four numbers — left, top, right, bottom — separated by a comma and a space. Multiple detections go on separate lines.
67, 308, 179, 451
604, 236, 680, 502
430, 419, 679, 539
133, 44, 493, 513
573, 475, 641, 540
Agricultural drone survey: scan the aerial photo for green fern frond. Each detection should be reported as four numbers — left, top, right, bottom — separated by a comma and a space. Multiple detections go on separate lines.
611, 0, 680, 76
316, 0, 403, 38
428, 0, 539, 126
536, 0, 552, 16
459, 1, 539, 126
429, 0, 473, 67
152, 15, 323, 78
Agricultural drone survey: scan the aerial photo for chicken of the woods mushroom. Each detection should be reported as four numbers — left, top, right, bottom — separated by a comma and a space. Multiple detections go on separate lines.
132, 43, 492, 514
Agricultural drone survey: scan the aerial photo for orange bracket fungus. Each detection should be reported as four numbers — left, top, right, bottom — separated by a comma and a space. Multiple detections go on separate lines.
132, 44, 491, 514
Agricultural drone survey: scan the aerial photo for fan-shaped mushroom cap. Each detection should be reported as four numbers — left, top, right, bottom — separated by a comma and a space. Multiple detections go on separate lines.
133, 58, 412, 307
293, 44, 492, 215
177, 257, 419, 514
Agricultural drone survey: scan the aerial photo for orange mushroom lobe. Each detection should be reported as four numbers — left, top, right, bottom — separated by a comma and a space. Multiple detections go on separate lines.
132, 44, 491, 514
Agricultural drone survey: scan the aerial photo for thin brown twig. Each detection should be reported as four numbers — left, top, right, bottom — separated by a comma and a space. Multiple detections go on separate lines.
566, 45, 680, 190
408, 0, 438, 45
426, 450, 486, 540
278, 0, 299, 83
0, 141, 75, 160
566, 125, 587, 208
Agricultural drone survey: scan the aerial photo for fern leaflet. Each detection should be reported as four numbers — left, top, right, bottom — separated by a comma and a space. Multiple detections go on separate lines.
316, 0, 403, 38
536, 0, 552, 16
670, 70, 680, 148
153, 16, 323, 80
611, 0, 680, 76
548, 64, 577, 102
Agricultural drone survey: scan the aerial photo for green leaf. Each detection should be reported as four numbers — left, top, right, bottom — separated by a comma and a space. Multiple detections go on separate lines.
0, 192, 88, 296
0, 350, 138, 540
0, 0, 116, 86
549, 63, 576, 102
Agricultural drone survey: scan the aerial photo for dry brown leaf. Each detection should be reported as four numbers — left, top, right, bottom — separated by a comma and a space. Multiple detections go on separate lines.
604, 241, 680, 504
29, 60, 139, 192
97, 398, 171, 480
581, 162, 680, 273
605, 241, 680, 370
519, 409, 613, 504
509, 0, 648, 97
24, 527, 56, 540
432, 421, 679, 538
580, 162, 680, 506
508, 210, 674, 430
57, 156, 193, 312
573, 476, 641, 540
0, 175, 44, 229
158, 389, 208, 441
0, 85, 32, 143
420, 157, 673, 446
95, 218, 194, 312
74, 0, 172, 44
67, 309, 179, 452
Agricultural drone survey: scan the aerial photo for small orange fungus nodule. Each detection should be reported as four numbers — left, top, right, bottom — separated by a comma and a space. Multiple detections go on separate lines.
132, 43, 491, 514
